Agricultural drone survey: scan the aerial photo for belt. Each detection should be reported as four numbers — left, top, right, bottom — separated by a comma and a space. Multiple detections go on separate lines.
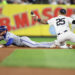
57, 30, 68, 35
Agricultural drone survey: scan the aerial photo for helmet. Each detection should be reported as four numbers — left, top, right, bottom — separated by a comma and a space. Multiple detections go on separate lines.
0, 26, 7, 33
60, 9, 66, 14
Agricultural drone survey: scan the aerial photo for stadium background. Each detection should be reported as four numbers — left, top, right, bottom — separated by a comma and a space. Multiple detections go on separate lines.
0, 4, 75, 36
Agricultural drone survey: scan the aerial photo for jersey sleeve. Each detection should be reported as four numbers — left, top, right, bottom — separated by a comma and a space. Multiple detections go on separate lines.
4, 38, 14, 46
71, 15, 75, 20
67, 17, 73, 24
47, 18, 54, 26
6, 32, 15, 40
4, 32, 15, 46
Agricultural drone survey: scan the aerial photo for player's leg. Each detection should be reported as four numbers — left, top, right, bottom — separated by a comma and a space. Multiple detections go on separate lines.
69, 32, 75, 42
20, 36, 53, 48
72, 25, 75, 32
60, 42, 71, 49
55, 31, 75, 48
38, 41, 55, 48
55, 33, 67, 46
54, 32, 71, 48
54, 39, 69, 48
20, 36, 38, 47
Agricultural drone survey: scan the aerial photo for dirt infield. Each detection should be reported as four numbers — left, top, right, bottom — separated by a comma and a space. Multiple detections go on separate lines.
0, 67, 75, 75
0, 47, 75, 75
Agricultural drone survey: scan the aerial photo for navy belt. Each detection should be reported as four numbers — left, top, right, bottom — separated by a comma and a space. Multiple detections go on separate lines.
58, 30, 68, 35
64, 30, 67, 32
58, 33, 61, 35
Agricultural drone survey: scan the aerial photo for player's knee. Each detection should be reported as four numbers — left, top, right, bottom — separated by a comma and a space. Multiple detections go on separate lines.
54, 40, 60, 46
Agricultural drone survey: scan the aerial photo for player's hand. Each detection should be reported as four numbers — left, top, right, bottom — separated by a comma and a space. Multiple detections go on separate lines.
31, 11, 44, 23
31, 11, 36, 17
31, 11, 38, 21
0, 44, 4, 48
31, 11, 34, 15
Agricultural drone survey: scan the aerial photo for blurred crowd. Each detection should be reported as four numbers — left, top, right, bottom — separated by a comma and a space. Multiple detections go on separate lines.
0, 0, 75, 4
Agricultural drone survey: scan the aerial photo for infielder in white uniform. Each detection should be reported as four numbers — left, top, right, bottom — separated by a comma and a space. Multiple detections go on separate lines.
31, 9, 75, 47
0, 26, 55, 48
71, 9, 75, 31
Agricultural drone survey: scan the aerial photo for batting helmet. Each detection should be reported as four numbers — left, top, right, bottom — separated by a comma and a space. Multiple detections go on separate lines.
0, 26, 7, 33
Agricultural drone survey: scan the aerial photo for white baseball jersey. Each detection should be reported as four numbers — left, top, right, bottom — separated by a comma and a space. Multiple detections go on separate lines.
47, 15, 73, 35
71, 14, 75, 20
4, 32, 22, 46
47, 15, 75, 46
70, 14, 75, 31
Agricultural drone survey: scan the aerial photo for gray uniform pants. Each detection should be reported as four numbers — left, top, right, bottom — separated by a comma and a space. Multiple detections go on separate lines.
20, 36, 54, 48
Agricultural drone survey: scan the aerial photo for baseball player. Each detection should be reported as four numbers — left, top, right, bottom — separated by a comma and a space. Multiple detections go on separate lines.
31, 9, 75, 47
0, 26, 74, 49
71, 9, 75, 32
0, 26, 57, 48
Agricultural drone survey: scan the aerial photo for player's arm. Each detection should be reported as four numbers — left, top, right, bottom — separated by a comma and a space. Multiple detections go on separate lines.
31, 11, 48, 24
3, 38, 14, 47
72, 20, 75, 24
68, 17, 75, 24
37, 19, 48, 24
0, 38, 14, 48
